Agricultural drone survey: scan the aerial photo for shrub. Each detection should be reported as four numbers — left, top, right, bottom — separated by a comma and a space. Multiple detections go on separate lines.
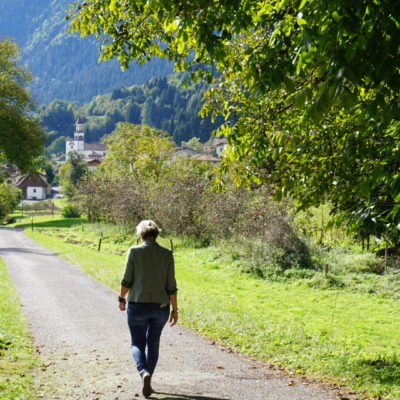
307, 273, 346, 289
62, 204, 81, 218
3, 216, 15, 225
230, 219, 314, 279
341, 253, 383, 274
72, 159, 315, 281
313, 246, 385, 276
0, 183, 21, 223
283, 268, 315, 280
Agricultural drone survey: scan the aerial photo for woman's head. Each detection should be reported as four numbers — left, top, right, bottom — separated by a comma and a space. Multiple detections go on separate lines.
136, 220, 160, 240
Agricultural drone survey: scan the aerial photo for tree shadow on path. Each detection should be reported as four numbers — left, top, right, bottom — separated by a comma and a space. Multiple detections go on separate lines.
0, 247, 54, 257
152, 393, 231, 400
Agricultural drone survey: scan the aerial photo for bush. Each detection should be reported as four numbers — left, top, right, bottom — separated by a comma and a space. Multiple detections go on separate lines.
307, 273, 346, 289
62, 204, 81, 218
313, 245, 385, 276
283, 268, 315, 280
341, 253, 383, 274
3, 216, 15, 225
230, 218, 314, 279
72, 158, 315, 281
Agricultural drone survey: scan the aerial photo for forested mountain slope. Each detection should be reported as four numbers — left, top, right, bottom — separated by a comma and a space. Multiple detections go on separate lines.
0, 0, 173, 104
39, 74, 223, 147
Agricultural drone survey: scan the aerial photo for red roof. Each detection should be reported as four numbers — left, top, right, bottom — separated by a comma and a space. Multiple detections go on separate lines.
76, 116, 83, 124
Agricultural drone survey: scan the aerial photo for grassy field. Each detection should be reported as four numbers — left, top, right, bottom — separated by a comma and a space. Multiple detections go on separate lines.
7, 211, 85, 229
20, 221, 400, 400
0, 258, 40, 400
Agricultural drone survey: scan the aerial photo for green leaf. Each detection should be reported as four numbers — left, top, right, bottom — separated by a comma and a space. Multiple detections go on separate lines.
297, 18, 307, 26
325, 219, 335, 230
345, 45, 357, 62
358, 181, 370, 196
283, 76, 295, 92
298, 0, 307, 10
294, 88, 308, 107
332, 11, 340, 22
278, 0, 289, 11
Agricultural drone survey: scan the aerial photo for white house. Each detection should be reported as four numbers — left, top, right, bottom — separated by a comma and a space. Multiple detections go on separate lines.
203, 137, 228, 158
66, 117, 107, 163
214, 138, 228, 158
16, 172, 51, 200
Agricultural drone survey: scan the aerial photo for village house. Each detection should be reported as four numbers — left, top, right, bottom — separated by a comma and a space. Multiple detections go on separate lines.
203, 137, 228, 158
16, 172, 51, 200
66, 117, 107, 168
186, 137, 228, 165
86, 158, 102, 171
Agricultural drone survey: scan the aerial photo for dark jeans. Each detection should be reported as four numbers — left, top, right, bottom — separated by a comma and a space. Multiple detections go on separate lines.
127, 302, 169, 376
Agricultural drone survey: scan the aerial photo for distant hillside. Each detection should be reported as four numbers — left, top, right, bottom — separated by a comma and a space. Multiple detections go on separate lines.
38, 74, 224, 148
0, 0, 173, 104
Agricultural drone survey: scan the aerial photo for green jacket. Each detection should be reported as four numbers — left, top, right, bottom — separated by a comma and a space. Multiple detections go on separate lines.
121, 240, 177, 304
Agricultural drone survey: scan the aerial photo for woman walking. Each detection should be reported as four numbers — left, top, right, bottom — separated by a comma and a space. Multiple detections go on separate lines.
118, 220, 178, 398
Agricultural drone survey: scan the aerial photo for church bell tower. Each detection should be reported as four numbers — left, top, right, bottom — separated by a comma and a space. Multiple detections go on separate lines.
74, 116, 85, 152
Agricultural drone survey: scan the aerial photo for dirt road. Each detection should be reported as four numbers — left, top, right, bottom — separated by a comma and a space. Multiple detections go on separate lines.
0, 228, 341, 400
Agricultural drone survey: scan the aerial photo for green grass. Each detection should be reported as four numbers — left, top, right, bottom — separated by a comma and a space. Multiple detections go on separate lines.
7, 213, 85, 229
0, 258, 40, 400
177, 248, 400, 398
23, 223, 400, 399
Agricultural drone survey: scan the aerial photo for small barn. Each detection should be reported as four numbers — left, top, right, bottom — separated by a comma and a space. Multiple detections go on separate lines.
16, 172, 51, 200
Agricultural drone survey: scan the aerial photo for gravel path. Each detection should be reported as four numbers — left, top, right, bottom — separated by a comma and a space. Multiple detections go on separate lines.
0, 228, 344, 400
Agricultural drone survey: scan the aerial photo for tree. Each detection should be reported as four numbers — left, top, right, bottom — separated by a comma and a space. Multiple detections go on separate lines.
68, 1, 400, 241
74, 173, 108, 222
33, 156, 57, 186
181, 137, 203, 152
67, 1, 400, 113
102, 123, 176, 179
0, 39, 46, 171
127, 102, 141, 124
46, 136, 66, 156
0, 183, 22, 223
37, 99, 76, 139
59, 151, 88, 198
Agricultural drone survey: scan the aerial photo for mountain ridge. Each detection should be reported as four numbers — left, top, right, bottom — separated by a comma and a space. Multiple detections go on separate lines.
0, 0, 173, 104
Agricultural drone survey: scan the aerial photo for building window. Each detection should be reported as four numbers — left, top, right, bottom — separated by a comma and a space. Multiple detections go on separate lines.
33, 189, 36, 193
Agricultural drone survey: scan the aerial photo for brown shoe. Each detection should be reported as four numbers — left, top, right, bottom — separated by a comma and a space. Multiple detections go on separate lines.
142, 372, 152, 398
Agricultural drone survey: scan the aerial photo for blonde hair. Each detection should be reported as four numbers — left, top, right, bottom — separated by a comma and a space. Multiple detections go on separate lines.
136, 220, 160, 240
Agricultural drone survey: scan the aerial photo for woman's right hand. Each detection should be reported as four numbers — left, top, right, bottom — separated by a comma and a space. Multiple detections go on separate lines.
169, 310, 178, 326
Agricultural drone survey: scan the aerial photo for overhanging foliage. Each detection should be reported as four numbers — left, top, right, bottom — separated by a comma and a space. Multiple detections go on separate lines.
67, 0, 400, 242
